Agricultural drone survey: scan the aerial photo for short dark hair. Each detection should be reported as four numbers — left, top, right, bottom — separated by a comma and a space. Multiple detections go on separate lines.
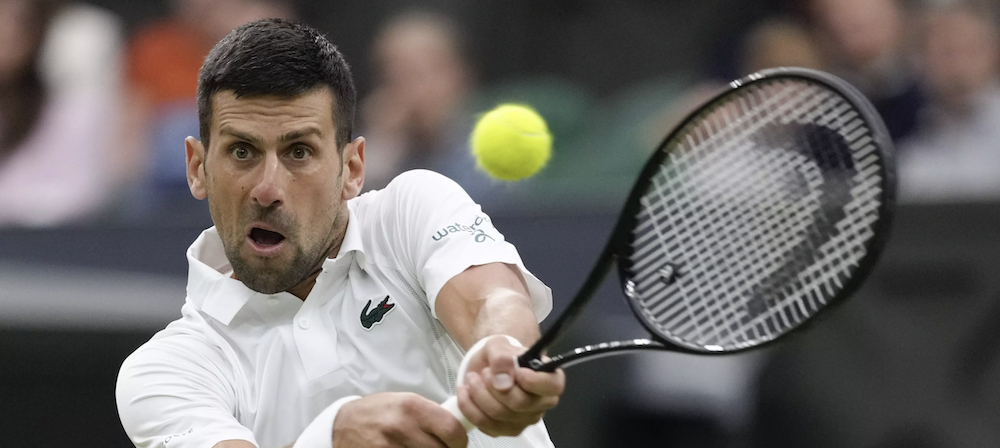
197, 19, 356, 150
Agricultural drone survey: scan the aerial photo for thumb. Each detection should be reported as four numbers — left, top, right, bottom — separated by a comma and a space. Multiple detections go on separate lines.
485, 338, 520, 391
490, 362, 515, 391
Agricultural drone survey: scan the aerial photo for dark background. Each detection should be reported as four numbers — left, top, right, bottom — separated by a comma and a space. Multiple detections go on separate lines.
4, 0, 1000, 447
83, 0, 784, 95
5, 202, 1000, 447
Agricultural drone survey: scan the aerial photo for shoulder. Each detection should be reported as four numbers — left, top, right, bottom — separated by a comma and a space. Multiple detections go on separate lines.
388, 169, 464, 188
369, 169, 469, 201
116, 307, 255, 448
119, 305, 234, 384
116, 320, 241, 427
350, 170, 483, 266
353, 169, 475, 224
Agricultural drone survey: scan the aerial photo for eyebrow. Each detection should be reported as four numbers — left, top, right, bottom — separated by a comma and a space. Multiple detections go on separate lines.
219, 127, 323, 144
220, 128, 262, 144
279, 128, 323, 142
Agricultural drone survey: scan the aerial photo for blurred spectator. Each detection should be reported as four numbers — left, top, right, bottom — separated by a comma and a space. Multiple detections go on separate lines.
646, 16, 826, 153
0, 0, 124, 226
122, 0, 293, 219
739, 17, 827, 74
360, 11, 478, 192
897, 0, 1000, 202
594, 17, 826, 446
804, 0, 926, 142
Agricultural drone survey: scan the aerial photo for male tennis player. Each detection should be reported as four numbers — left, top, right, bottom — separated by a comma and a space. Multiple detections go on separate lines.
116, 19, 564, 448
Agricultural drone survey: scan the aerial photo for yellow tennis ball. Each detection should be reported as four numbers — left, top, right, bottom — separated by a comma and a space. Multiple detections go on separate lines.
470, 104, 552, 181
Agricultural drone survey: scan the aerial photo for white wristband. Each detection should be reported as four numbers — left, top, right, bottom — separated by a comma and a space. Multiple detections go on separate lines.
441, 334, 525, 431
455, 334, 524, 386
292, 395, 362, 448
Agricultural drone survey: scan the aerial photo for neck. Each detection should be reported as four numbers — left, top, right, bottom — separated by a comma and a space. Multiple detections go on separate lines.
287, 270, 323, 300
287, 205, 351, 301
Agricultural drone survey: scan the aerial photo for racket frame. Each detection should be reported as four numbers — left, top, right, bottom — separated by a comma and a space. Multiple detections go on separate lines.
520, 67, 897, 371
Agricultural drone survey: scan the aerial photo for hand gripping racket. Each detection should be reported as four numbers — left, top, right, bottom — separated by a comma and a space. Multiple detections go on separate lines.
443, 67, 896, 428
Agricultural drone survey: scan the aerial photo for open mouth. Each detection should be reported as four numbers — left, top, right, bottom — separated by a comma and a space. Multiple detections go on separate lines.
249, 227, 286, 247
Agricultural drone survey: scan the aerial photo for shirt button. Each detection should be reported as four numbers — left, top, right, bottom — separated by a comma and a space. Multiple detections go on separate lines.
298, 318, 310, 330
267, 298, 279, 306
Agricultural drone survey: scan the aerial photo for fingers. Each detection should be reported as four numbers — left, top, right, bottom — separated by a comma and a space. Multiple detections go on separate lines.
482, 340, 517, 391
457, 368, 559, 437
455, 335, 566, 437
333, 392, 468, 448
486, 367, 561, 413
477, 337, 565, 397
513, 364, 566, 398
456, 377, 537, 437
462, 336, 520, 389
399, 423, 464, 448
416, 400, 468, 448
393, 430, 448, 448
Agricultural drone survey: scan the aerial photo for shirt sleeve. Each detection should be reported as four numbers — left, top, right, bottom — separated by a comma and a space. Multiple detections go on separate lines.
378, 169, 553, 320
116, 330, 257, 448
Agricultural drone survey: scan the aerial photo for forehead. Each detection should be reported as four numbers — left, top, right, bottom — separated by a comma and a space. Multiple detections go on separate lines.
210, 87, 337, 136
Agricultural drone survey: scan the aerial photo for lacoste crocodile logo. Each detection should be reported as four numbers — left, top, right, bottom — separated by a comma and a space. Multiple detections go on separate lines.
361, 295, 395, 330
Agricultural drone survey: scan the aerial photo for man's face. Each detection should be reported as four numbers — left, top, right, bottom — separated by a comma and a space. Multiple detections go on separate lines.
186, 88, 365, 295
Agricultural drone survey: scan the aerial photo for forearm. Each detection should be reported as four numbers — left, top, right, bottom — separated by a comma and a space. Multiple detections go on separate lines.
435, 262, 540, 350
467, 288, 540, 348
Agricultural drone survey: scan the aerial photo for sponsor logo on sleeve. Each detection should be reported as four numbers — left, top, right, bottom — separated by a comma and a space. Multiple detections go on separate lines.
431, 215, 496, 243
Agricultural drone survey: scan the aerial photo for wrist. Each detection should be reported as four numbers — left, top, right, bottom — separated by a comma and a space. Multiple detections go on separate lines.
469, 334, 523, 352
456, 334, 523, 386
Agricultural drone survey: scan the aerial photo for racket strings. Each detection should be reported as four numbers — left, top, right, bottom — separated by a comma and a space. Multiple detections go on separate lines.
635, 82, 823, 344
639, 149, 819, 334
626, 78, 886, 351
735, 85, 877, 337
704, 92, 872, 343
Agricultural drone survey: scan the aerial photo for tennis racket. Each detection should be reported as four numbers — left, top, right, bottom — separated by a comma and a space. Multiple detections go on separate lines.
443, 67, 895, 427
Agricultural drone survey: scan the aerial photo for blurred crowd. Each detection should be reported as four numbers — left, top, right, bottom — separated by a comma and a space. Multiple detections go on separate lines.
1, 0, 999, 227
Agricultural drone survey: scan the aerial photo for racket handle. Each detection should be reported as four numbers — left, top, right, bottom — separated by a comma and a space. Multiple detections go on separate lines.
517, 352, 547, 371
441, 396, 475, 431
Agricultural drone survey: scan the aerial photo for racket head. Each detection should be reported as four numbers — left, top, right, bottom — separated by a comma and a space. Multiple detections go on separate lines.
615, 67, 895, 354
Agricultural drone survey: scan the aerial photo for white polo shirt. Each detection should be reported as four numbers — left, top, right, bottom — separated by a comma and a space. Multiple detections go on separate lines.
116, 170, 555, 448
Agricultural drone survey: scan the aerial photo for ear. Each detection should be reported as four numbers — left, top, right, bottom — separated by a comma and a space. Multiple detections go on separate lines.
341, 136, 365, 200
186, 136, 208, 200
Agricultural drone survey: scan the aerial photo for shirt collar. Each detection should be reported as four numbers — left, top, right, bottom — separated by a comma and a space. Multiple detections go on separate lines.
335, 202, 366, 267
185, 227, 260, 325
185, 204, 366, 325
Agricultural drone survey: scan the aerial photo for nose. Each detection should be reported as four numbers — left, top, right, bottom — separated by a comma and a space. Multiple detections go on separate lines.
250, 153, 285, 208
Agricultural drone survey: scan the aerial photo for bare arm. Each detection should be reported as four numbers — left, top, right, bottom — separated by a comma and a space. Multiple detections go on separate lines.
434, 262, 565, 437
435, 262, 539, 350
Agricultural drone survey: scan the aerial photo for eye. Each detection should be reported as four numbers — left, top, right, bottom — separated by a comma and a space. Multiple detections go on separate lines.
231, 144, 252, 160
290, 145, 312, 160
